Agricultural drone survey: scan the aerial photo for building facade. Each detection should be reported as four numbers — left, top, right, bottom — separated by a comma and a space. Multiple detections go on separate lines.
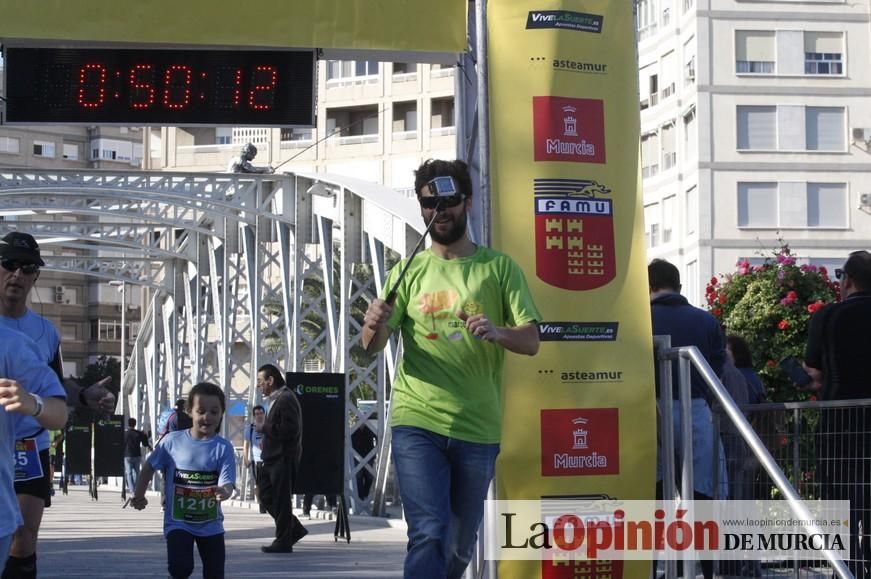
638, 0, 871, 303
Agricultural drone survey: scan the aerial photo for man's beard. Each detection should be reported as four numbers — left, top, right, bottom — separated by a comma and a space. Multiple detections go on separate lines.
429, 210, 468, 245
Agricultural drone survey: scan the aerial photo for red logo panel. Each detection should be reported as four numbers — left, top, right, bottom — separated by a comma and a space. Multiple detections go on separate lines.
541, 408, 619, 476
534, 196, 616, 291
542, 558, 624, 579
533, 96, 606, 164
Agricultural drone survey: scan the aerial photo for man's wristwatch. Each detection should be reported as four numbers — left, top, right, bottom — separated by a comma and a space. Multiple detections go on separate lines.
31, 393, 44, 418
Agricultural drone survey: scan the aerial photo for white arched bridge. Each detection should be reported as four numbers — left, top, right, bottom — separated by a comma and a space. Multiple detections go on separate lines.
0, 168, 427, 514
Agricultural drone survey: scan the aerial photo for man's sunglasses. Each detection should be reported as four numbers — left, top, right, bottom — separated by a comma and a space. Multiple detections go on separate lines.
835, 268, 846, 280
419, 194, 465, 210
1, 260, 40, 274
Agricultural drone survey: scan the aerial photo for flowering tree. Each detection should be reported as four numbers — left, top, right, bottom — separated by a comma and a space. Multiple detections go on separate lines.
705, 245, 839, 402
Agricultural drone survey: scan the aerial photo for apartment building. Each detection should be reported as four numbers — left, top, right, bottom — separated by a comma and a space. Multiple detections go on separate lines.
637, 0, 871, 303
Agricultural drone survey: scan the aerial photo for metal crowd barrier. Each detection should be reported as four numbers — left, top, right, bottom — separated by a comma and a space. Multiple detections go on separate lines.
655, 335, 853, 579
714, 398, 871, 577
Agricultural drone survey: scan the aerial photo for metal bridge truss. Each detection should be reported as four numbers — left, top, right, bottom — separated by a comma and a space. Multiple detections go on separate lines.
0, 169, 425, 514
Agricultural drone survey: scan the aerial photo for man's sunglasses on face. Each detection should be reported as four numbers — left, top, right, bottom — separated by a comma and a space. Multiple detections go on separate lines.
1, 260, 39, 275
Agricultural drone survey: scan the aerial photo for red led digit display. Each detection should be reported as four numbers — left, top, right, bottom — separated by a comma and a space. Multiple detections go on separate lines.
3, 47, 315, 127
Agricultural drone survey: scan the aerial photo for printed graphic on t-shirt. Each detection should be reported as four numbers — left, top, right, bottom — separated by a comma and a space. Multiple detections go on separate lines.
172, 468, 219, 523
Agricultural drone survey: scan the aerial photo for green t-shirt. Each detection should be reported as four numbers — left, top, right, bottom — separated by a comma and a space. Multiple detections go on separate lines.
383, 246, 540, 443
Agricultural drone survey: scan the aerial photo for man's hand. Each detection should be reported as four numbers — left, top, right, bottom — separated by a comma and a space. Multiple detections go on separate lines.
456, 310, 503, 342
0, 378, 38, 415
363, 298, 393, 333
362, 298, 395, 353
82, 376, 116, 414
215, 484, 234, 502
802, 363, 824, 392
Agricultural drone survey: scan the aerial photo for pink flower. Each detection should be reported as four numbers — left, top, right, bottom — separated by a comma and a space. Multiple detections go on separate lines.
807, 301, 825, 314
780, 291, 798, 306
767, 360, 776, 368
778, 319, 790, 331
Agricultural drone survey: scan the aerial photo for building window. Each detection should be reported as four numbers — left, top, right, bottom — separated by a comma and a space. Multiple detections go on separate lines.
685, 186, 697, 236
62, 143, 79, 160
280, 128, 313, 142
684, 55, 696, 85
641, 132, 659, 178
738, 182, 778, 227
33, 140, 56, 157
644, 203, 661, 248
736, 106, 776, 150
661, 123, 676, 170
392, 101, 418, 137
325, 105, 379, 145
683, 107, 697, 159
326, 60, 379, 81
648, 74, 659, 107
430, 97, 455, 131
738, 181, 847, 228
662, 195, 676, 243
0, 136, 20, 154
804, 32, 844, 75
393, 62, 417, 75
735, 31, 775, 74
806, 107, 846, 151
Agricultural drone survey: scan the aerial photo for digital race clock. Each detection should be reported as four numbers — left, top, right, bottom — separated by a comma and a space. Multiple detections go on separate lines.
2, 47, 316, 126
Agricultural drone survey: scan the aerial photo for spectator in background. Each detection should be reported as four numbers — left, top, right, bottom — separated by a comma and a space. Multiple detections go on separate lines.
164, 399, 193, 436
351, 419, 377, 500
649, 258, 726, 579
123, 418, 151, 499
805, 250, 871, 579
726, 335, 766, 405
256, 364, 307, 553
242, 405, 265, 511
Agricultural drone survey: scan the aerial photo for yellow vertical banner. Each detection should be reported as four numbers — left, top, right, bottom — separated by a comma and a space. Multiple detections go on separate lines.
488, 1, 656, 578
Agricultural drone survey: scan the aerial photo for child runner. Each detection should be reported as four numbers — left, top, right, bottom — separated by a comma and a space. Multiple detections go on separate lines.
131, 382, 236, 579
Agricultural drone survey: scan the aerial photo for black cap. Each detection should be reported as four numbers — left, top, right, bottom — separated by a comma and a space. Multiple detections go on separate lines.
0, 232, 45, 266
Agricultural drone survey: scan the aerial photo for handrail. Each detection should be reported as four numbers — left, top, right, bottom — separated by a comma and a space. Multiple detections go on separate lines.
655, 341, 852, 579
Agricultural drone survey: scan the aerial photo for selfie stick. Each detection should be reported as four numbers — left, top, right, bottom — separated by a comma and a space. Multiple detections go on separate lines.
385, 200, 442, 304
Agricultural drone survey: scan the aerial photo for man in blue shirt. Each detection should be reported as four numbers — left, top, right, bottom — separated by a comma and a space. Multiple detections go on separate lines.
649, 259, 727, 579
0, 232, 113, 579
0, 328, 68, 574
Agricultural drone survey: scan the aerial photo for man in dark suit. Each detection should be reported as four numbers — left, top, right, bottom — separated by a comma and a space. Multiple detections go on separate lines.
255, 364, 307, 554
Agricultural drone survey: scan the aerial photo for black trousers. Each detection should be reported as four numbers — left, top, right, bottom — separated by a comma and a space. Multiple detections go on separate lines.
166, 530, 224, 579
259, 457, 304, 546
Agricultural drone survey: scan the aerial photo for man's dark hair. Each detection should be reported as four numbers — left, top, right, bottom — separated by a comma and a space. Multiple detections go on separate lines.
128, 417, 137, 428
648, 259, 681, 292
726, 335, 753, 369
252, 404, 265, 414
414, 159, 473, 199
258, 363, 285, 387
843, 250, 871, 292
188, 382, 226, 413
175, 398, 187, 412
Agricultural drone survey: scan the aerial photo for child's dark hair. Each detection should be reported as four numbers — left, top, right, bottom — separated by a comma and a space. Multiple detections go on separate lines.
187, 382, 226, 413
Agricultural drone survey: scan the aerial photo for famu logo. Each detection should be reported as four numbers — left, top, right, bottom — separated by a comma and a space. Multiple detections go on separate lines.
526, 10, 603, 33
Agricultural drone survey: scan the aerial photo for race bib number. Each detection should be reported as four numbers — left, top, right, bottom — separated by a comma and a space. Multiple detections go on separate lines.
172, 468, 219, 524
14, 439, 43, 482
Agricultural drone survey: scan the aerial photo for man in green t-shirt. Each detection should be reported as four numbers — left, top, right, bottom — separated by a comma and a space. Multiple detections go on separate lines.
362, 159, 541, 579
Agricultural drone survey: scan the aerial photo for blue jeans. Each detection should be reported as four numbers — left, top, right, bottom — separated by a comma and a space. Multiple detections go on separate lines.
391, 425, 499, 579
124, 456, 141, 493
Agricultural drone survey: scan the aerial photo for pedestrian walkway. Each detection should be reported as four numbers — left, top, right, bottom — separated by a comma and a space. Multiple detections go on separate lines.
38, 486, 407, 578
